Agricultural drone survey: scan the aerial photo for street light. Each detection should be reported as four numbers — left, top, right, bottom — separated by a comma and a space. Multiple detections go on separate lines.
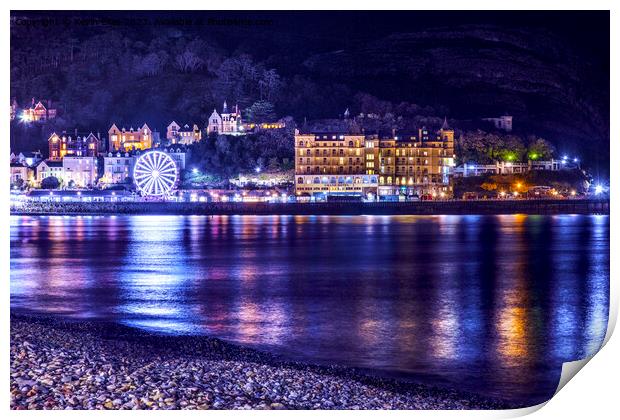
595, 185, 603, 195
255, 167, 261, 173
192, 168, 199, 174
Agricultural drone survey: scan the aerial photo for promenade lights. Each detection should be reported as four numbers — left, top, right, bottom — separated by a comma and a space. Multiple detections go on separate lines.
595, 185, 603, 195
571, 190, 576, 196
192, 168, 199, 174
499, 191, 506, 198
255, 167, 261, 173
513, 191, 519, 197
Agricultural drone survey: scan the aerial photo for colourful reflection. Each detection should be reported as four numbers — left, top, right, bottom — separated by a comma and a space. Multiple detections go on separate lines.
9, 214, 610, 407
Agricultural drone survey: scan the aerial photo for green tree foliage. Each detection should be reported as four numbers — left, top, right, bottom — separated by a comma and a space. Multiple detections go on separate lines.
12, 178, 25, 189
187, 126, 295, 178
41, 176, 60, 189
453, 169, 588, 197
456, 130, 552, 164
245, 100, 276, 123
527, 137, 555, 160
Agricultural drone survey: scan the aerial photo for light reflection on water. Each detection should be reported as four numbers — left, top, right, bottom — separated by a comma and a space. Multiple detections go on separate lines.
10, 214, 609, 406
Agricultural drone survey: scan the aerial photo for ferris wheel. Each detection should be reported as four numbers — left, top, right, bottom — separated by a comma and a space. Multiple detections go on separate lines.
133, 150, 178, 197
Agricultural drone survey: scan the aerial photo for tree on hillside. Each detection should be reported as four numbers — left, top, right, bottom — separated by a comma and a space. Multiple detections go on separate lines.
175, 50, 203, 73
245, 100, 276, 123
259, 69, 282, 102
527, 137, 555, 160
497, 135, 527, 162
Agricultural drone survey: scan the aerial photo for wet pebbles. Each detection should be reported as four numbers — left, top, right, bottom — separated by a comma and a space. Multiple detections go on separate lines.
10, 314, 511, 410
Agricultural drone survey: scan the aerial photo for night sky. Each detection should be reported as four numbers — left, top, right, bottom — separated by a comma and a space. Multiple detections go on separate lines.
11, 10, 610, 174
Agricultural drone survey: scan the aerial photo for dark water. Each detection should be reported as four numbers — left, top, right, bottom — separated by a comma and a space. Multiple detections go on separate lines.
10, 214, 610, 406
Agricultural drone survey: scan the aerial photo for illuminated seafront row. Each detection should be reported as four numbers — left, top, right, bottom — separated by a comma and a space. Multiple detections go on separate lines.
10, 198, 610, 216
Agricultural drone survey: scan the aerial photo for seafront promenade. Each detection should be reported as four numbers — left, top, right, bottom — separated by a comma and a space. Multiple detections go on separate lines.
10, 199, 610, 216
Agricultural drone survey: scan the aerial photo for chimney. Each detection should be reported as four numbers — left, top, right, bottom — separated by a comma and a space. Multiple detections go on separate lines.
75, 128, 78, 137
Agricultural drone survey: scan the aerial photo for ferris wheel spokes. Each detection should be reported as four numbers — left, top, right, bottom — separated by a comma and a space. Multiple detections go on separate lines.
133, 150, 178, 197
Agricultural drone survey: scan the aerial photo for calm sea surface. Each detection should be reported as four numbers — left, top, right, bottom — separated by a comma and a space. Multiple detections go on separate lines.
10, 214, 610, 406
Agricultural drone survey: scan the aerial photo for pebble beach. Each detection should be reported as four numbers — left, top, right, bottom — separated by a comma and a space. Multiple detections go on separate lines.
10, 314, 512, 410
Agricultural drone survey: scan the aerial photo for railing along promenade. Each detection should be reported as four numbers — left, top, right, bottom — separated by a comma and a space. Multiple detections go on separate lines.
11, 199, 610, 216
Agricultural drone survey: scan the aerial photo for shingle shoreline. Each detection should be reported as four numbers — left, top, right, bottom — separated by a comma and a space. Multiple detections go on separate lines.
10, 313, 515, 410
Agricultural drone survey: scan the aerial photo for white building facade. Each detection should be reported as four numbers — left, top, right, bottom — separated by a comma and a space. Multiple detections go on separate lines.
36, 160, 64, 185
62, 156, 98, 187
206, 101, 243, 135
102, 152, 136, 185
454, 159, 568, 177
482, 115, 513, 132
